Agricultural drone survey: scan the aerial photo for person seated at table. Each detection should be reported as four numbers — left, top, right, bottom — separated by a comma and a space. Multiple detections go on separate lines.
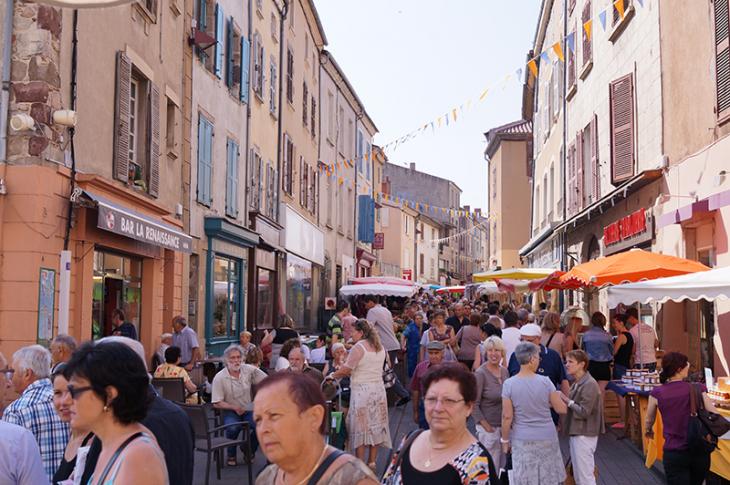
245, 346, 264, 369
645, 352, 719, 485
153, 346, 200, 404
275, 338, 302, 371
239, 331, 257, 360
287, 347, 324, 384
310, 334, 328, 364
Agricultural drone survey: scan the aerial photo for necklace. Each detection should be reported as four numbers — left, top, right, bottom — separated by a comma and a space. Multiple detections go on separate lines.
423, 429, 467, 468
279, 444, 329, 485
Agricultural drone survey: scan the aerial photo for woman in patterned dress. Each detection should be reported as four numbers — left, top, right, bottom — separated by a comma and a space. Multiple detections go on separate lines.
328, 319, 391, 472
382, 364, 499, 485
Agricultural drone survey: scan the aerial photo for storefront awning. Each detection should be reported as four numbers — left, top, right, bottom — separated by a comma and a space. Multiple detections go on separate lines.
82, 190, 192, 253
519, 223, 558, 257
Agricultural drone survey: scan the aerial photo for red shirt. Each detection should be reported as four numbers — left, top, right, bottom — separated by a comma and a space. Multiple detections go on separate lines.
410, 360, 435, 395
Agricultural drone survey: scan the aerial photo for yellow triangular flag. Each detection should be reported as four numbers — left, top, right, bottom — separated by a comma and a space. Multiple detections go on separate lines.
437, 116, 443, 127
338, 177, 343, 185
614, 0, 625, 19
583, 19, 593, 41
527, 59, 538, 78
479, 88, 489, 102
552, 42, 564, 62
452, 109, 458, 122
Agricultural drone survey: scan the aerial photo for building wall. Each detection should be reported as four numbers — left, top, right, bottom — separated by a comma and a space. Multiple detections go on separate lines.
379, 201, 403, 277
492, 139, 530, 268
415, 218, 440, 284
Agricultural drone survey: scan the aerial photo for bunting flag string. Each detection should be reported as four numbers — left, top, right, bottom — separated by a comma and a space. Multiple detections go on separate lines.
313, 0, 644, 173
377, 192, 491, 224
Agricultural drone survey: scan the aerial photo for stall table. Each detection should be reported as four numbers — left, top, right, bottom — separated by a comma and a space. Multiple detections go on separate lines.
606, 381, 654, 453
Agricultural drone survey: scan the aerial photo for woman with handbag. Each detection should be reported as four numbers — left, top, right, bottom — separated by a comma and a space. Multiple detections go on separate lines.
420, 310, 458, 362
645, 352, 722, 485
328, 319, 391, 473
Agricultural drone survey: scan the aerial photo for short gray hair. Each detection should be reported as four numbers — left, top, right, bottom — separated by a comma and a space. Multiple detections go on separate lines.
160, 333, 173, 341
52, 334, 77, 352
514, 342, 540, 365
331, 342, 345, 353
223, 344, 243, 362
13, 345, 51, 379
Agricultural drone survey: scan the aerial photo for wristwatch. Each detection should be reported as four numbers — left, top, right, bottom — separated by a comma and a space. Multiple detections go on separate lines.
499, 438, 510, 444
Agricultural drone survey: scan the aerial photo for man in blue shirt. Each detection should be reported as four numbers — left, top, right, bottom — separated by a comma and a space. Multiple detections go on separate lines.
508, 323, 569, 424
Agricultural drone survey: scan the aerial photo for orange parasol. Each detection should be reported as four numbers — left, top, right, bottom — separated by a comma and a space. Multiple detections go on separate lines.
559, 249, 710, 288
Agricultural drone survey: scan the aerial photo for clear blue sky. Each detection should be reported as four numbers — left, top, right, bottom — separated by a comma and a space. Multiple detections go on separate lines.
314, 0, 542, 211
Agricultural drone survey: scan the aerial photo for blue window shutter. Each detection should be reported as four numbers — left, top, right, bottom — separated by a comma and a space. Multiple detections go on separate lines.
225, 140, 233, 215
367, 196, 375, 243
214, 4, 224, 78
226, 17, 234, 87
226, 140, 239, 217
240, 37, 250, 103
204, 120, 213, 204
197, 118, 205, 203
198, 0, 207, 31
357, 195, 366, 242
197, 117, 213, 205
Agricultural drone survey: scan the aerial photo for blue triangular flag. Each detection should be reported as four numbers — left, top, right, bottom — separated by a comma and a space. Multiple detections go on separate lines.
516, 68, 523, 80
540, 51, 550, 65
566, 32, 576, 53
445, 113, 449, 126
636, 0, 643, 6
598, 9, 607, 31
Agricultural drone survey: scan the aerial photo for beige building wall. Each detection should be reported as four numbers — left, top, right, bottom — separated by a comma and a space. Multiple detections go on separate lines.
416, 217, 440, 284
378, 200, 403, 277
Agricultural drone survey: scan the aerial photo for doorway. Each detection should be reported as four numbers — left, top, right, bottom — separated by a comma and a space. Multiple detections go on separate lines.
92, 249, 143, 340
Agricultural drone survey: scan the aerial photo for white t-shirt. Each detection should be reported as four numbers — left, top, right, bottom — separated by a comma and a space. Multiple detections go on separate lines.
366, 304, 401, 352
310, 347, 326, 364
502, 327, 522, 364
629, 322, 658, 365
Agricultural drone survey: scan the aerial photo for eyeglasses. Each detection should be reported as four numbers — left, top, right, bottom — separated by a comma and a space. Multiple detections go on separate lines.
66, 385, 94, 400
0, 368, 14, 380
424, 396, 465, 408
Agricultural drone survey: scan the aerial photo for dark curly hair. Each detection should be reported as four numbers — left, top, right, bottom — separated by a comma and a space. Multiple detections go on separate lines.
164, 346, 182, 364
659, 352, 689, 384
65, 341, 151, 424
280, 338, 302, 361
422, 362, 477, 404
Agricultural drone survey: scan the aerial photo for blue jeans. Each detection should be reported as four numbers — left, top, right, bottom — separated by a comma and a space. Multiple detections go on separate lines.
222, 410, 257, 458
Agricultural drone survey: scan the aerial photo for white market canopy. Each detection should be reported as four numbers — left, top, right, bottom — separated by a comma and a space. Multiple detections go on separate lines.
607, 265, 730, 307
339, 283, 417, 298
34, 0, 134, 6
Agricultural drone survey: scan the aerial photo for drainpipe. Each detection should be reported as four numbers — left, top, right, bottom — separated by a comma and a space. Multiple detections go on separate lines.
559, 0, 568, 312
276, 0, 288, 217
0, 0, 14, 220
244, 0, 252, 222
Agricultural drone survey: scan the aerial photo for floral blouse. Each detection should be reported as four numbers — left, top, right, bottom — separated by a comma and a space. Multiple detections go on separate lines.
382, 431, 498, 485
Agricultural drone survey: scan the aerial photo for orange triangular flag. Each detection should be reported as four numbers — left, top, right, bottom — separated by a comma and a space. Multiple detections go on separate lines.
583, 19, 593, 41
479, 88, 489, 102
527, 59, 538, 77
614, 0, 625, 19
552, 42, 564, 62
452, 109, 458, 122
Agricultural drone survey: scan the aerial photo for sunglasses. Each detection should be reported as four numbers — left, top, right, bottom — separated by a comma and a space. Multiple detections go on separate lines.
66, 385, 95, 400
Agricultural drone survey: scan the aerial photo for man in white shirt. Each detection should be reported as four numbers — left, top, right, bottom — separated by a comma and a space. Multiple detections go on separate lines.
627, 307, 659, 371
501, 310, 522, 364
309, 335, 327, 364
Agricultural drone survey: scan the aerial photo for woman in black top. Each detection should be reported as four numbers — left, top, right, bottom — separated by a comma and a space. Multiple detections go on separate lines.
610, 313, 634, 429
261, 314, 300, 370
51, 364, 94, 484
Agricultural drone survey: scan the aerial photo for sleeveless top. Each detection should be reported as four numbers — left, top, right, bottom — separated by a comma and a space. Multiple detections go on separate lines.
53, 433, 93, 484
614, 331, 634, 367
350, 342, 385, 385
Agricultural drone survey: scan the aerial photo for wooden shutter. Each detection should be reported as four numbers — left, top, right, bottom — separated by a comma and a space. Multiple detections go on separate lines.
610, 73, 635, 184
282, 135, 289, 193
226, 140, 238, 216
197, 116, 212, 205
299, 157, 305, 206
257, 156, 263, 211
576, 131, 584, 210
114, 51, 132, 183
148, 83, 161, 197
226, 17, 234, 87
240, 36, 250, 103
715, 0, 730, 118
567, 31, 576, 89
214, 3, 224, 79
590, 114, 600, 202
582, 1, 592, 66
196, 0, 207, 60
566, 142, 576, 216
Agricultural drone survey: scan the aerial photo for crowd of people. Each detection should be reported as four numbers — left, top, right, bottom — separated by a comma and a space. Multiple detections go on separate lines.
0, 294, 719, 485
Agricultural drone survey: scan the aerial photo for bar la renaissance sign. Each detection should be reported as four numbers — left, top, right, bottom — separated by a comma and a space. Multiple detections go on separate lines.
97, 203, 192, 253
603, 208, 653, 253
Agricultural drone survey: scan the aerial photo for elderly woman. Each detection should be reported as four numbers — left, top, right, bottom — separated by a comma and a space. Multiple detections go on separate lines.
329, 319, 391, 472
501, 342, 567, 485
51, 363, 94, 484
64, 341, 167, 484
540, 312, 565, 358
254, 372, 378, 484
324, 342, 351, 411
420, 309, 457, 361
153, 346, 199, 403
472, 323, 502, 369
561, 350, 604, 485
275, 338, 302, 372
239, 331, 257, 360
382, 364, 499, 484
472, 336, 509, 472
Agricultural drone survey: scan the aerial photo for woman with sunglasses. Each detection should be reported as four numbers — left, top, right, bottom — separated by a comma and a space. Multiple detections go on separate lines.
50, 363, 94, 484
65, 341, 167, 485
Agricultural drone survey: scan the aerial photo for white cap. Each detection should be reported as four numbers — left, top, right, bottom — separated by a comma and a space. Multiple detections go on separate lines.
519, 323, 542, 338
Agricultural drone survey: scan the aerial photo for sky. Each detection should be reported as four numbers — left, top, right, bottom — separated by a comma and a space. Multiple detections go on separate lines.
314, 0, 542, 212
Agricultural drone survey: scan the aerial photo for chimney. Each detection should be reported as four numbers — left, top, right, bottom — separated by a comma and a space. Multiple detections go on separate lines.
409, 162, 416, 171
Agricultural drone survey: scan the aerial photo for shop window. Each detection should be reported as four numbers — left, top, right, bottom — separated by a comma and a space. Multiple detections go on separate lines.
211, 255, 241, 339
257, 268, 273, 327
92, 250, 142, 341
286, 254, 312, 329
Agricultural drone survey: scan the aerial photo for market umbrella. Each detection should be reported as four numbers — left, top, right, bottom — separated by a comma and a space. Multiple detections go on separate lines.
558, 249, 710, 288
495, 271, 566, 293
436, 285, 466, 295
472, 268, 558, 282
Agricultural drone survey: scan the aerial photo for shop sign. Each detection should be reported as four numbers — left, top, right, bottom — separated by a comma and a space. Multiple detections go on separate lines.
373, 232, 385, 250
402, 269, 413, 281
602, 208, 653, 254
97, 203, 192, 253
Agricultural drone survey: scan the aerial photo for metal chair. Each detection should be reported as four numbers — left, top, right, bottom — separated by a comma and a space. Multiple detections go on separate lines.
151, 377, 186, 403
179, 403, 253, 485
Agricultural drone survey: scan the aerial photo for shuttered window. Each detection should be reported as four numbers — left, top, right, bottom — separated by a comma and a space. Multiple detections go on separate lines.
311, 97, 316, 139
225, 138, 239, 217
582, 1, 592, 67
269, 56, 277, 115
252, 32, 264, 99
576, 130, 584, 211
114, 52, 132, 183
590, 115, 600, 202
300, 157, 307, 208
567, 24, 576, 92
286, 48, 294, 104
715, 0, 730, 119
240, 37, 250, 103
609, 74, 635, 184
148, 84, 160, 197
248, 148, 262, 210
282, 134, 293, 194
226, 17, 234, 87
612, 0, 629, 25
566, 142, 577, 216
302, 82, 309, 128
214, 3, 224, 78
197, 115, 213, 205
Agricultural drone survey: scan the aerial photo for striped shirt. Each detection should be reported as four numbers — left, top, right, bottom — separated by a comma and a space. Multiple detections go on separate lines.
2, 378, 70, 481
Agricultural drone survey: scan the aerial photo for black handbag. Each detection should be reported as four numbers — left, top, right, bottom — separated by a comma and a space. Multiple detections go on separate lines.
688, 383, 729, 453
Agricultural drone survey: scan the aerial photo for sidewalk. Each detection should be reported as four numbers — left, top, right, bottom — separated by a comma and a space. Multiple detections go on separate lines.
192, 401, 666, 484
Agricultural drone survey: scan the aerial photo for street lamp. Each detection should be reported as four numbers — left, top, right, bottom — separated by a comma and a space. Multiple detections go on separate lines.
31, 0, 134, 7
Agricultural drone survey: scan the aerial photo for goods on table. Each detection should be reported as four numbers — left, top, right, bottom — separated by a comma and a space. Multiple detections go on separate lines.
620, 369, 660, 392
709, 377, 730, 409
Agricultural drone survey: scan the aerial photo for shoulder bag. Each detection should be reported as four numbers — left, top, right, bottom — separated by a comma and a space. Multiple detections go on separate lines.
687, 383, 729, 453
382, 353, 397, 389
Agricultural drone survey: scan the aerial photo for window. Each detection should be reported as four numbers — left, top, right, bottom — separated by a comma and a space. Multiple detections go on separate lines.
404, 214, 409, 235
302, 82, 308, 128
197, 2, 224, 77
338, 107, 345, 152
239, 36, 250, 103
567, 22, 577, 95
269, 56, 277, 115
542, 174, 548, 225
114, 52, 161, 196
137, 0, 158, 21
549, 163, 555, 219
165, 97, 179, 158
299, 157, 307, 207
265, 163, 277, 219
288, 3, 294, 30
612, 0, 629, 25
91, 250, 142, 341
196, 114, 213, 205
249, 148, 263, 210
226, 20, 242, 95
286, 47, 294, 104
255, 0, 263, 16
211, 255, 241, 339
715, 0, 730, 120
327, 91, 335, 143
552, 60, 562, 119
282, 134, 293, 194
305, 36, 310, 66
308, 166, 317, 214
356, 130, 363, 173
252, 32, 264, 99
271, 12, 278, 42
311, 97, 316, 139
420, 254, 425, 275
225, 138, 239, 217
609, 74, 635, 184
582, 1, 593, 69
